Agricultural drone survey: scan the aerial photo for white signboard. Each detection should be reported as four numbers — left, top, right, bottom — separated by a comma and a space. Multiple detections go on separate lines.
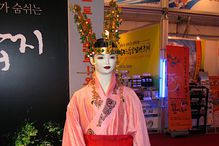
68, 0, 104, 96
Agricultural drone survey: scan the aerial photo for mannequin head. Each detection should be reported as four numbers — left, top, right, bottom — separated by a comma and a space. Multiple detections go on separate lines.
90, 38, 117, 75
90, 53, 117, 75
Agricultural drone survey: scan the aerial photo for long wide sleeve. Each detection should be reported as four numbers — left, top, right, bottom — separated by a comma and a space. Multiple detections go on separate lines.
134, 97, 151, 146
62, 95, 86, 146
126, 88, 151, 146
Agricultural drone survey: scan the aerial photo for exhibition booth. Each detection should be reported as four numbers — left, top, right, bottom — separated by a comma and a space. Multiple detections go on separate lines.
104, 0, 219, 136
0, 0, 219, 145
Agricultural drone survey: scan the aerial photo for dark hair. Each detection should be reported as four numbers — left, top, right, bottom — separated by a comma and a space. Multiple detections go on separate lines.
94, 38, 117, 48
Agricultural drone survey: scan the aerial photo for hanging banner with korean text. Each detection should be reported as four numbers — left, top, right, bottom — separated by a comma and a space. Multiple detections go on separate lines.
118, 24, 160, 78
167, 45, 192, 131
209, 76, 219, 127
168, 38, 204, 82
0, 0, 68, 144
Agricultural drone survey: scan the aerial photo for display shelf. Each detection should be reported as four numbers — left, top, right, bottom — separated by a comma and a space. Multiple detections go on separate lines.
119, 72, 162, 133
189, 85, 209, 134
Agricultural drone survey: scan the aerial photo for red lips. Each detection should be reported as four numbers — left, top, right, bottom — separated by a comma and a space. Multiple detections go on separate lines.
104, 66, 111, 69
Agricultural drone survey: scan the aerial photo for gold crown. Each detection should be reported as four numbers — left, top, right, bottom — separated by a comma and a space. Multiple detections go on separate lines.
70, 0, 122, 57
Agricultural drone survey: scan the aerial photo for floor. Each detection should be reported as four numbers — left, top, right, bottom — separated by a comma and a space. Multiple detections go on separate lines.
149, 133, 219, 146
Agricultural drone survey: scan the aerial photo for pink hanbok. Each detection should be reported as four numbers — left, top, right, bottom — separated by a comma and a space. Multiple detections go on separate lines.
62, 73, 151, 146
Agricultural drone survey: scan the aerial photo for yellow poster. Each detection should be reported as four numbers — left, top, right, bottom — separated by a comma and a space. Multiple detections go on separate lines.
118, 24, 160, 77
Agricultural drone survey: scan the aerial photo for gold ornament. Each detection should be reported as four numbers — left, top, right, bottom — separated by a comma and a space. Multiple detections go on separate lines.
70, 0, 122, 57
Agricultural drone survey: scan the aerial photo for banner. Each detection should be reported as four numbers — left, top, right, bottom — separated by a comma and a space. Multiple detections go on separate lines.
118, 24, 160, 77
209, 76, 219, 127
0, 0, 68, 143
167, 45, 192, 131
105, 0, 161, 7
169, 0, 219, 15
168, 39, 203, 82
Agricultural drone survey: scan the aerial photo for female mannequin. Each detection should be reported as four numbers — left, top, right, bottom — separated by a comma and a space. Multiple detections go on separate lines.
62, 38, 151, 146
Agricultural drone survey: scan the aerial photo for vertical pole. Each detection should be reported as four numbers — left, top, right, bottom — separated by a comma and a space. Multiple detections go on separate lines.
160, 0, 169, 133
161, 0, 168, 60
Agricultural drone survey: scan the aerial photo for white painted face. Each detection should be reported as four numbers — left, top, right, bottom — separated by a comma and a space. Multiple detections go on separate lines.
90, 54, 117, 75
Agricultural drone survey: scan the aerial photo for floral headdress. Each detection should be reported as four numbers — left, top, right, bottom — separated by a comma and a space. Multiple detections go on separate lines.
70, 0, 122, 57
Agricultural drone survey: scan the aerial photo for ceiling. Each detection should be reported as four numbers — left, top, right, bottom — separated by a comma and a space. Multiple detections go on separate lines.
104, 3, 219, 32
114, 6, 219, 25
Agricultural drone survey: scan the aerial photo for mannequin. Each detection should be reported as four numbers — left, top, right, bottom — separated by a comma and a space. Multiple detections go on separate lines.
62, 38, 151, 146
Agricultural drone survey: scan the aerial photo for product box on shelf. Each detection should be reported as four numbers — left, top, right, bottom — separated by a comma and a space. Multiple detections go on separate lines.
141, 97, 161, 133
145, 116, 159, 130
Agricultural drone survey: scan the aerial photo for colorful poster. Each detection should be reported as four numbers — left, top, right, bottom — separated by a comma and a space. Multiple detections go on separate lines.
104, 0, 161, 7
118, 24, 160, 77
169, 0, 219, 14
168, 39, 203, 82
167, 45, 192, 131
